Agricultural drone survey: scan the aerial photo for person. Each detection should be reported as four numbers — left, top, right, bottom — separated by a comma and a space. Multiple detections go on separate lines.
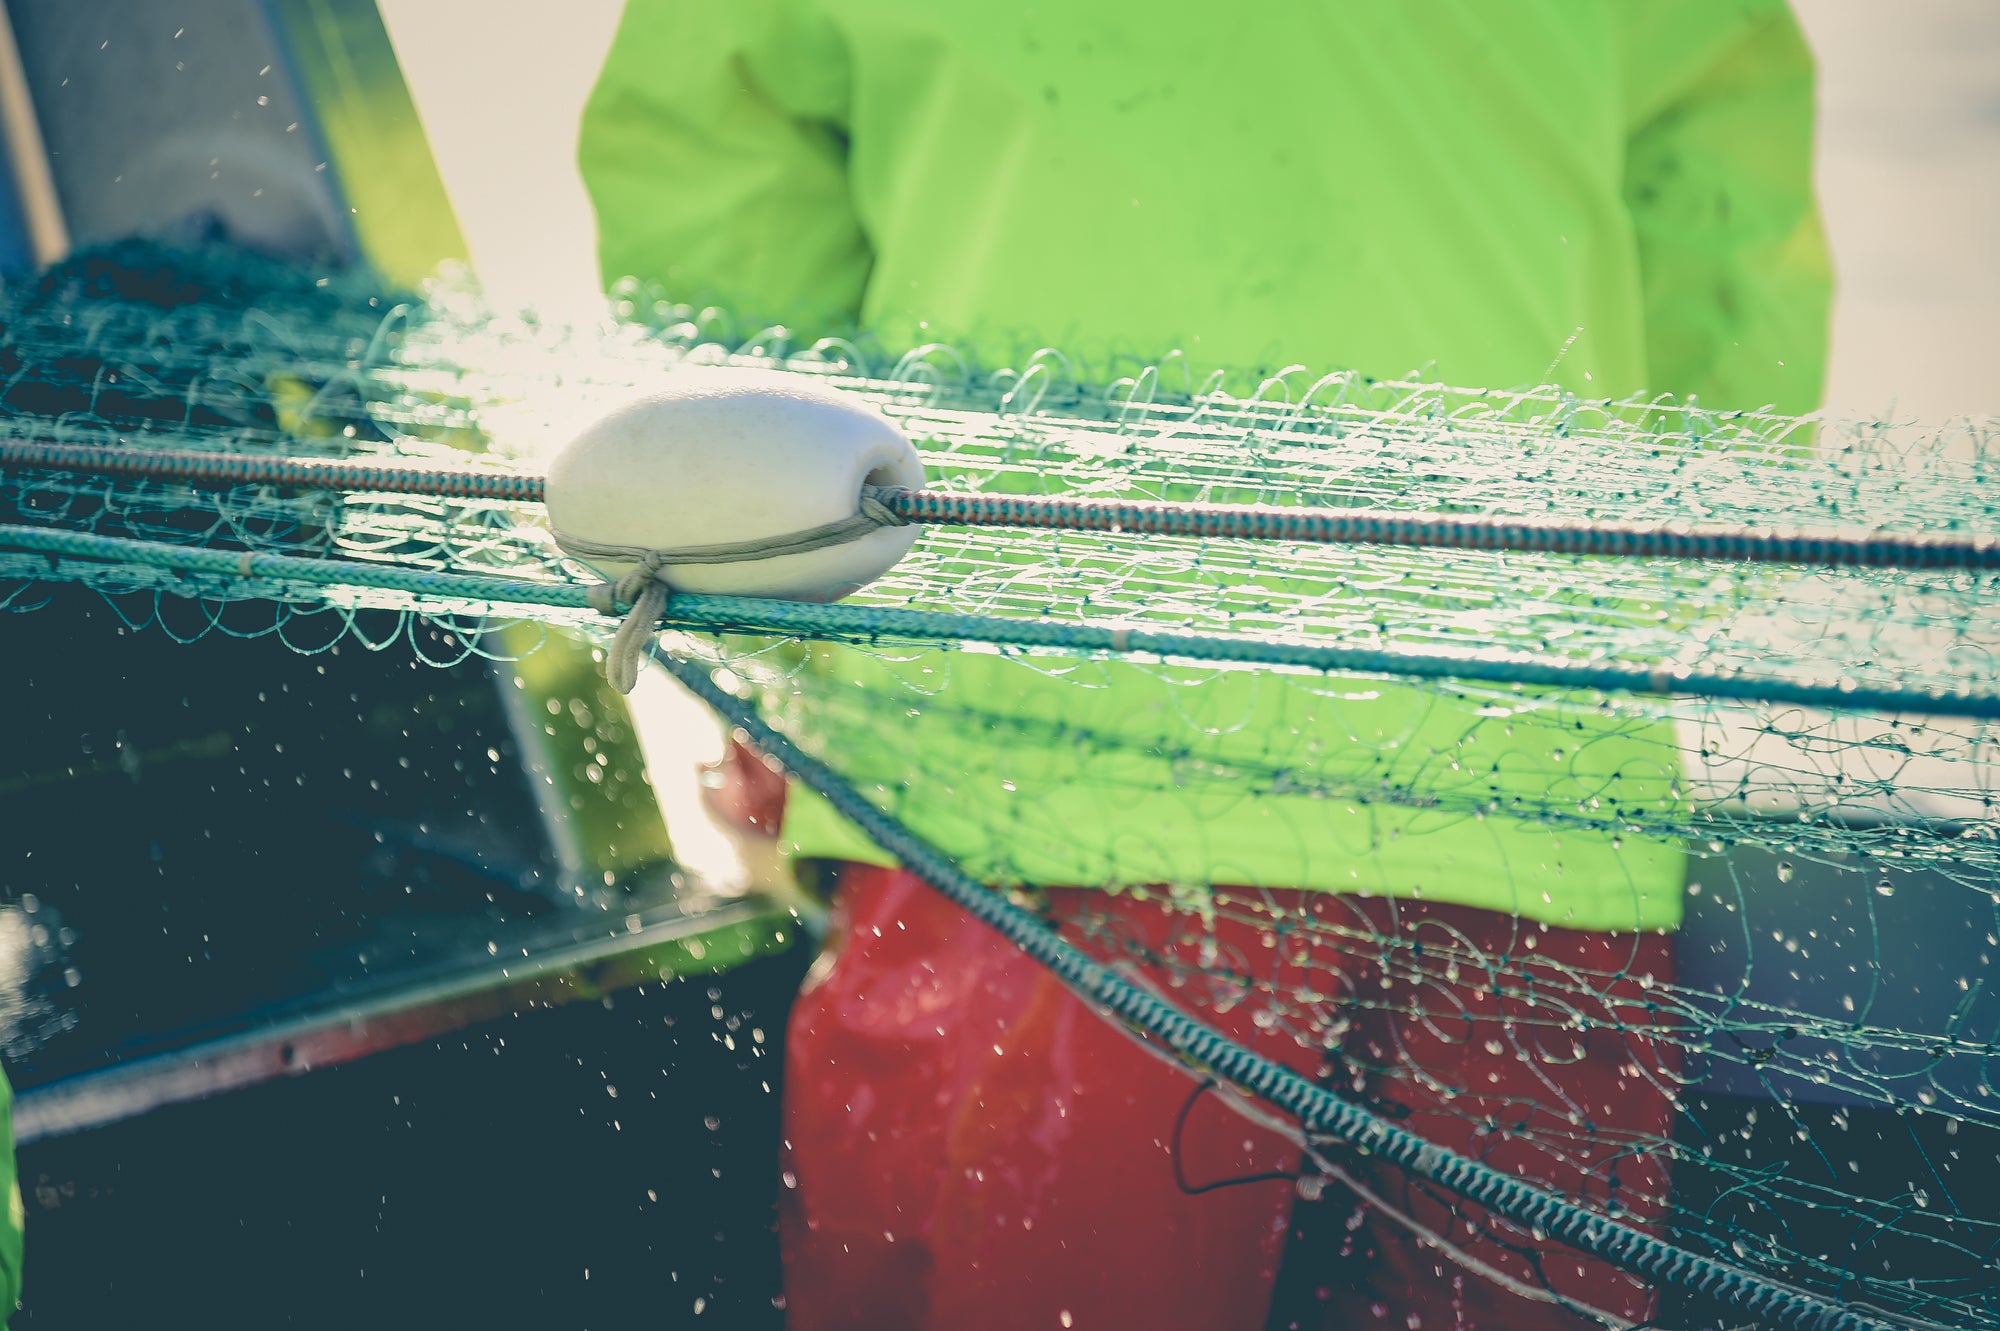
578, 3, 1830, 1326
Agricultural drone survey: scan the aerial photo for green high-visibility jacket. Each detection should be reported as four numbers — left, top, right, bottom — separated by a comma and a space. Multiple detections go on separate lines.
580, 0, 1830, 933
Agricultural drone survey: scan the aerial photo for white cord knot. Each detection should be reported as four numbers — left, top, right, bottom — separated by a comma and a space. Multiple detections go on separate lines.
612, 551, 670, 607
555, 487, 917, 694
600, 553, 672, 695
857, 484, 909, 528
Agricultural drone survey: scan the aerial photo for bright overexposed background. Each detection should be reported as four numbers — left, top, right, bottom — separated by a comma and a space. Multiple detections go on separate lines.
1794, 0, 2000, 422
378, 0, 625, 321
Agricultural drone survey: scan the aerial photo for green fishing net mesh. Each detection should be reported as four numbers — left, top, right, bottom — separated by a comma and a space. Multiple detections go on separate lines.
2, 243, 1996, 1328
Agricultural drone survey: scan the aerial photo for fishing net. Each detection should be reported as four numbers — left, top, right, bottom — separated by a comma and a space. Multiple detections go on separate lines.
3, 243, 1997, 1329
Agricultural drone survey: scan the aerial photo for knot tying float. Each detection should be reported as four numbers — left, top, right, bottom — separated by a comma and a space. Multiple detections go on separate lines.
541, 370, 925, 692
556, 483, 912, 692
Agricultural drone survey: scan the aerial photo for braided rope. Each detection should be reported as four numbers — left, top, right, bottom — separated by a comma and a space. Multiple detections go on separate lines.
648, 641, 1897, 1331
0, 438, 546, 503
8, 436, 2000, 573
0, 523, 590, 608
879, 487, 2000, 573
4, 521, 1997, 720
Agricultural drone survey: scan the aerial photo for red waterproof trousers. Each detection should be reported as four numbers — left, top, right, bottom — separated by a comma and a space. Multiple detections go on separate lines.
779, 863, 1679, 1330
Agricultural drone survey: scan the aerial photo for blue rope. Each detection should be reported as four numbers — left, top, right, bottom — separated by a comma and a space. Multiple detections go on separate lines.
0, 523, 590, 609
652, 593, 2000, 721
4, 521, 1997, 721
649, 642, 1896, 1331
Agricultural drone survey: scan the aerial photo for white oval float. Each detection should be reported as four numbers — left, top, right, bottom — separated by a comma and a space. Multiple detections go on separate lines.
546, 369, 923, 602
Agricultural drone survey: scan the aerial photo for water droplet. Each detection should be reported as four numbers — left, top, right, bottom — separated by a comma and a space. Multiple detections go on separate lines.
1874, 881, 1896, 897
1776, 861, 1794, 883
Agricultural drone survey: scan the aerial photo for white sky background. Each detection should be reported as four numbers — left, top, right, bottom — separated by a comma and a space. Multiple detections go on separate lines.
1794, 0, 2000, 422
380, 0, 1999, 421
376, 0, 626, 322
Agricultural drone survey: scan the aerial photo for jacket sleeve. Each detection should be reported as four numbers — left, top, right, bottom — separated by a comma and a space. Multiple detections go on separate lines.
1617, 1, 1833, 416
577, 0, 869, 338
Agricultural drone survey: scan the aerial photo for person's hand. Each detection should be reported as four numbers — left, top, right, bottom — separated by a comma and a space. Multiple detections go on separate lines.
700, 735, 788, 839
